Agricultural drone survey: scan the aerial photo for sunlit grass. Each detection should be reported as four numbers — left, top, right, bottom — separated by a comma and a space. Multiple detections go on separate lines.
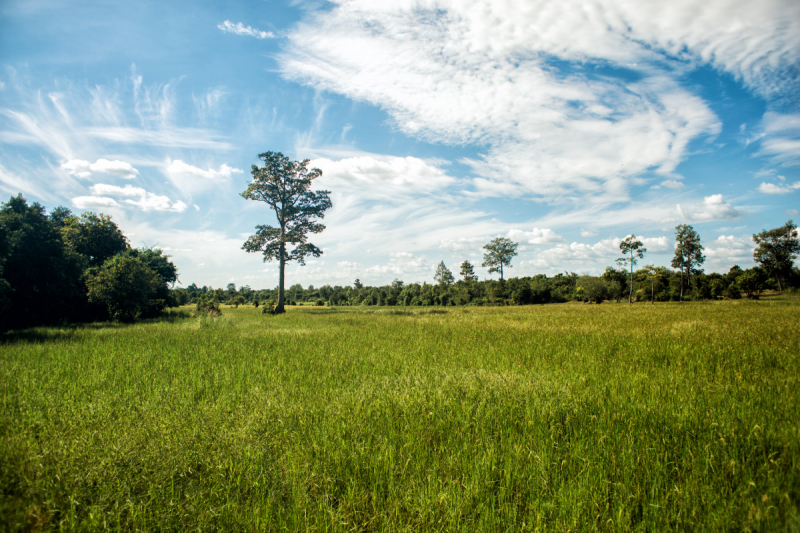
1, 302, 798, 531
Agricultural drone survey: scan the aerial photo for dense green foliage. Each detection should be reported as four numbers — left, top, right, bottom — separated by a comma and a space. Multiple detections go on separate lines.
1, 302, 798, 530
180, 261, 799, 310
0, 195, 179, 329
241, 151, 332, 314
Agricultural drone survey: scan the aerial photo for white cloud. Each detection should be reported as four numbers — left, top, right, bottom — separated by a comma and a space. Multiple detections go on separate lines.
71, 196, 119, 209
124, 194, 188, 212
758, 181, 800, 194
660, 179, 685, 189
758, 112, 800, 166
507, 227, 564, 244
705, 235, 755, 265
217, 20, 275, 39
90, 183, 146, 197
311, 155, 456, 200
439, 236, 486, 252
278, 0, 800, 201
676, 194, 742, 222
580, 228, 597, 238
62, 158, 138, 179
166, 159, 243, 180
85, 182, 187, 212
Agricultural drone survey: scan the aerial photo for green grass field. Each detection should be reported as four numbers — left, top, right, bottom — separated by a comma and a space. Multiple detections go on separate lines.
1, 302, 798, 531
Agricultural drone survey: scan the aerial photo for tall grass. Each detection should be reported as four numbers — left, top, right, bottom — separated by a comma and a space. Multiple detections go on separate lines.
1, 301, 798, 531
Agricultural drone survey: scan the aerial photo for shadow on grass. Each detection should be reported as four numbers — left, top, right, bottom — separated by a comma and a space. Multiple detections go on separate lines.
0, 310, 193, 345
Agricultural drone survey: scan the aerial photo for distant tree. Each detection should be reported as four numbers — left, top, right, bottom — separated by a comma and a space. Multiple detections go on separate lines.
232, 295, 245, 308
753, 220, 799, 292
600, 266, 626, 303
354, 278, 363, 289
482, 237, 518, 281
576, 275, 608, 304
671, 224, 705, 301
61, 212, 129, 267
618, 235, 646, 303
459, 260, 478, 282
86, 254, 162, 322
241, 152, 332, 314
641, 264, 669, 304
434, 261, 455, 286
737, 267, 766, 299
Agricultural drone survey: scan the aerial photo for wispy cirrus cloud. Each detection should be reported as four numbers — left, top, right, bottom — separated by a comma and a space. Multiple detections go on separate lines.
217, 20, 275, 39
278, 0, 797, 204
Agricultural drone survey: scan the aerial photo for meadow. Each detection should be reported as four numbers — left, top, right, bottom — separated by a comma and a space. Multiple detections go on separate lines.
1, 301, 798, 531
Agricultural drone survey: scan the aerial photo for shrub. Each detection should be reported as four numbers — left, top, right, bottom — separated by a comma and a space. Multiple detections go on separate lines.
195, 295, 222, 316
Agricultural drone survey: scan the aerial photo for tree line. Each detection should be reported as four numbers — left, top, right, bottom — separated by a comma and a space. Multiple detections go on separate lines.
0, 194, 179, 330
177, 219, 798, 308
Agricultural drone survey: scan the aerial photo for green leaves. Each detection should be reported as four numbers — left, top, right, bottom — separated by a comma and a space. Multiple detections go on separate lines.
482, 237, 518, 281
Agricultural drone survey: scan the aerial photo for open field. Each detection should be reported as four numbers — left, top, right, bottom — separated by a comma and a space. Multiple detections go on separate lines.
1, 302, 799, 531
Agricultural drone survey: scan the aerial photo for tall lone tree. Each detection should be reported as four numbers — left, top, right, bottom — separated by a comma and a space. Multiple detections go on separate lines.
482, 237, 518, 281
753, 220, 799, 292
618, 235, 646, 304
671, 224, 705, 301
241, 152, 332, 314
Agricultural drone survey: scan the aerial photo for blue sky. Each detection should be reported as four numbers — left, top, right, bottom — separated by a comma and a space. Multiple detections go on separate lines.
1, 0, 798, 289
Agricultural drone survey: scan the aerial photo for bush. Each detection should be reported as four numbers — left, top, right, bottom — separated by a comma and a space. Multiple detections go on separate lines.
195, 295, 222, 316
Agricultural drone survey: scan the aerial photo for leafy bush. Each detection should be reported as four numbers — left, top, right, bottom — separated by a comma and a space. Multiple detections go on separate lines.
195, 295, 222, 317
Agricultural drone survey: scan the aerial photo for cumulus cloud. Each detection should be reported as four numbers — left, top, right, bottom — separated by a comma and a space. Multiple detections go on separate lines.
72, 196, 119, 209
758, 181, 800, 194
62, 158, 139, 179
705, 235, 755, 265
82, 182, 187, 212
278, 0, 796, 201
677, 194, 743, 222
365, 252, 432, 277
439, 236, 486, 252
507, 227, 564, 244
217, 20, 275, 39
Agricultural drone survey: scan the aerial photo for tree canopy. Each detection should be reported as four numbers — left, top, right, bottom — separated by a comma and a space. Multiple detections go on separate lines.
434, 261, 455, 286
753, 220, 799, 292
241, 152, 332, 314
618, 235, 646, 304
482, 237, 518, 281
671, 224, 705, 301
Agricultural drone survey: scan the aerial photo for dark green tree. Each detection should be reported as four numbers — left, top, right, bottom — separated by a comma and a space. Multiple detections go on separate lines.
482, 237, 518, 281
671, 224, 705, 301
459, 260, 478, 282
61, 212, 129, 267
618, 235, 646, 304
86, 254, 161, 322
753, 220, 799, 292
0, 195, 85, 329
241, 152, 332, 314
434, 261, 455, 286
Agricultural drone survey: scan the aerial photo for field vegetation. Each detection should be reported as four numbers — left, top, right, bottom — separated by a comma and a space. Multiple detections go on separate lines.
1, 301, 799, 531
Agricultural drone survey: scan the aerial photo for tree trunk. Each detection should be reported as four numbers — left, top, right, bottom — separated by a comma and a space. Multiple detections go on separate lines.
651, 277, 654, 304
680, 266, 684, 302
628, 252, 633, 304
500, 262, 504, 281
777, 275, 783, 292
276, 242, 286, 314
